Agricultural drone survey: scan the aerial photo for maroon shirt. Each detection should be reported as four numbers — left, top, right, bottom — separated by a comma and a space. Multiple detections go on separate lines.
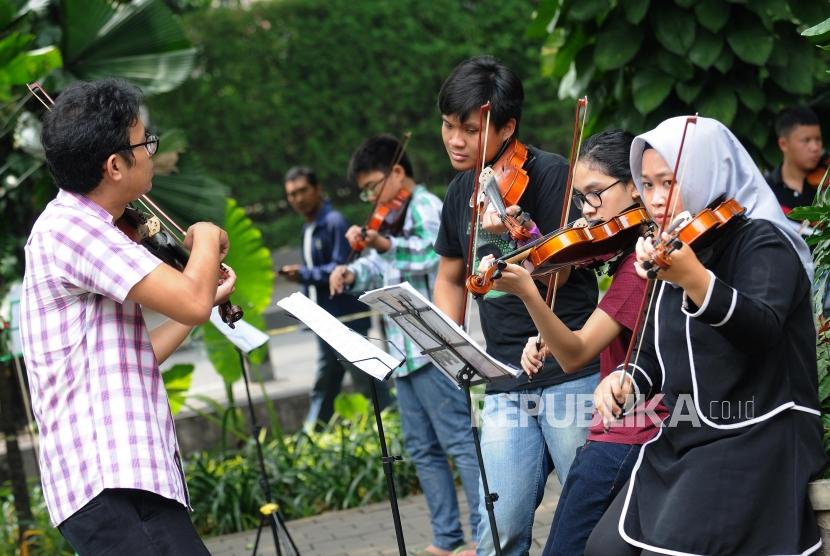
588, 252, 667, 444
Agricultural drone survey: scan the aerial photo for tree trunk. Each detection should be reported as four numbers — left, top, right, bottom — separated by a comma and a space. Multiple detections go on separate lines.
0, 359, 33, 541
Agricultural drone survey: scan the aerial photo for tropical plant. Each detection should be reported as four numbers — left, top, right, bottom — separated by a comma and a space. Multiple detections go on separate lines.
529, 0, 830, 166
791, 15, 830, 472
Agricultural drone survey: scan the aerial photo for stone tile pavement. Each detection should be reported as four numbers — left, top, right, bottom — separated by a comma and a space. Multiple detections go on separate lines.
204, 480, 562, 556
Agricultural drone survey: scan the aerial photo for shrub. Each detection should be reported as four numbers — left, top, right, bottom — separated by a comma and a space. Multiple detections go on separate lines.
147, 0, 574, 247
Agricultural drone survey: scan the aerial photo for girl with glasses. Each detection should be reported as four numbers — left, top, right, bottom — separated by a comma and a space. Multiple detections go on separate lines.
479, 129, 666, 556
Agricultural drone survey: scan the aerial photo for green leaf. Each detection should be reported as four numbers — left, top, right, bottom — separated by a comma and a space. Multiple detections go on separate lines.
632, 69, 674, 114
163, 363, 194, 415
748, 0, 791, 23
791, 3, 830, 27
688, 27, 723, 69
695, 0, 730, 33
802, 16, 830, 45
770, 34, 814, 94
674, 0, 695, 8
675, 80, 704, 104
567, 0, 608, 21
0, 33, 34, 68
157, 128, 188, 155
150, 158, 228, 225
698, 83, 738, 126
2, 46, 62, 86
653, 4, 696, 55
62, 0, 196, 94
594, 18, 642, 71
713, 47, 734, 73
736, 80, 765, 113
333, 392, 370, 422
726, 13, 774, 65
0, 0, 15, 29
622, 0, 650, 24
527, 0, 561, 40
541, 27, 588, 79
656, 49, 694, 81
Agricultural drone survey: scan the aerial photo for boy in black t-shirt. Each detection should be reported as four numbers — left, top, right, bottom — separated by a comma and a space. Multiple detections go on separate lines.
432, 56, 600, 556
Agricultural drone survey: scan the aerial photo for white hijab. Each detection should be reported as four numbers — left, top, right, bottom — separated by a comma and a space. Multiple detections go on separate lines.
630, 116, 813, 281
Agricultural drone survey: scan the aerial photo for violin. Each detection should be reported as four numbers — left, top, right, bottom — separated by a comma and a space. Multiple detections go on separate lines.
466, 206, 651, 296
478, 138, 533, 242
116, 205, 244, 327
641, 198, 746, 279
349, 187, 412, 252
807, 153, 830, 189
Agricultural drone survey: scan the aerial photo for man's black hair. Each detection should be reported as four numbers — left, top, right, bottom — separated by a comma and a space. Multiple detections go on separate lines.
579, 129, 636, 184
775, 105, 820, 138
347, 134, 413, 184
284, 165, 318, 186
41, 79, 143, 195
438, 55, 523, 131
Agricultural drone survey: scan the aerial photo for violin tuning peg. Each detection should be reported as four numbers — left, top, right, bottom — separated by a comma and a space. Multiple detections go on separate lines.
641, 259, 654, 271
646, 268, 659, 280
671, 239, 683, 250
492, 269, 502, 280
496, 260, 508, 270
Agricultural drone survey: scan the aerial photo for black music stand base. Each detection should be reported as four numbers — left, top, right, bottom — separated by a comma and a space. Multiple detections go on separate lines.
236, 348, 300, 556
455, 365, 502, 556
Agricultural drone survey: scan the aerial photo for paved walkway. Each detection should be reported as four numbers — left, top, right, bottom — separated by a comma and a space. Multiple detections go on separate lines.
205, 481, 561, 555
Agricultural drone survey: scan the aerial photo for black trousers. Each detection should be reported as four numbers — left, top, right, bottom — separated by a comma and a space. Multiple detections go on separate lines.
59, 488, 210, 556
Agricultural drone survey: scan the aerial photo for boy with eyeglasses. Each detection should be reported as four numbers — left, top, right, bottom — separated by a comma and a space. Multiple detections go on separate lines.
330, 134, 480, 556
20, 79, 235, 554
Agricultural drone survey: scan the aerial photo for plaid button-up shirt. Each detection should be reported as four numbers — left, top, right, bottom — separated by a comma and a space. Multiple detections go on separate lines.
347, 185, 442, 376
20, 190, 189, 526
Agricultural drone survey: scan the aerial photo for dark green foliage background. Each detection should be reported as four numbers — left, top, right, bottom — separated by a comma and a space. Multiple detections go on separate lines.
147, 0, 574, 247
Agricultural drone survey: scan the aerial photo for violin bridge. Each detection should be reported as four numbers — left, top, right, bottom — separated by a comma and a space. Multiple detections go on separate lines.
137, 216, 162, 240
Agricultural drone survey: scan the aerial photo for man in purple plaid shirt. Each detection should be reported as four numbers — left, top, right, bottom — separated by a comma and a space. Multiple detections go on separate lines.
20, 79, 235, 555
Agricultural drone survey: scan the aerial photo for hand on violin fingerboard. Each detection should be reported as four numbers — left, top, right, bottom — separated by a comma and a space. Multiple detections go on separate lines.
634, 235, 711, 303
345, 225, 391, 253
183, 222, 229, 261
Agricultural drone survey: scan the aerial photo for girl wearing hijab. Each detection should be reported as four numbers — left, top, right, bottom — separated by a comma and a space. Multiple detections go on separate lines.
586, 116, 824, 555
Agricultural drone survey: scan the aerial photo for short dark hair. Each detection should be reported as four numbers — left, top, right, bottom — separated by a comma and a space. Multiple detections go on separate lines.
775, 105, 820, 138
284, 165, 318, 186
438, 55, 523, 131
347, 134, 413, 184
41, 79, 143, 194
579, 129, 636, 183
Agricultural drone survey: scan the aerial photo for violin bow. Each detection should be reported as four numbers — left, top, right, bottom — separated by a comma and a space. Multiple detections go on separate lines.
534, 97, 588, 351
618, 115, 698, 389
460, 101, 492, 331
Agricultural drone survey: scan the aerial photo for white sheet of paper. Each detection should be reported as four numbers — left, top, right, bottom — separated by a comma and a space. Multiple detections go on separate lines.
209, 307, 271, 354
277, 292, 401, 381
359, 282, 521, 385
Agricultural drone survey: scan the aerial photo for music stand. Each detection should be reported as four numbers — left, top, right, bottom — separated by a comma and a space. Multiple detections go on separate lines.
276, 294, 408, 556
359, 282, 522, 556
209, 309, 299, 556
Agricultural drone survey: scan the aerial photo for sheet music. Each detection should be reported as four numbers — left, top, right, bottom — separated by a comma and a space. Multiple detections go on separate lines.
277, 292, 401, 380
359, 282, 521, 386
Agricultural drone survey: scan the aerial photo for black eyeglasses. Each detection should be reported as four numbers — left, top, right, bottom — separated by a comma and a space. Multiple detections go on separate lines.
115, 134, 160, 157
359, 177, 387, 202
573, 179, 622, 210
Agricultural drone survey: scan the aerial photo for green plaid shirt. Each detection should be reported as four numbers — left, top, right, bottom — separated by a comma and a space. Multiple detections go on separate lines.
348, 185, 442, 376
